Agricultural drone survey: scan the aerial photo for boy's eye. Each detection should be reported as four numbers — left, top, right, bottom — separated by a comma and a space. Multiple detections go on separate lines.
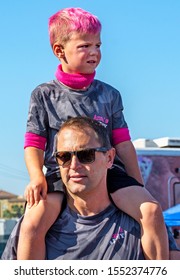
78, 43, 101, 49
80, 44, 89, 48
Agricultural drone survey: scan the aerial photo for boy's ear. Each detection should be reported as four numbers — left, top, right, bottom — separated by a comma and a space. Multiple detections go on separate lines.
53, 44, 65, 59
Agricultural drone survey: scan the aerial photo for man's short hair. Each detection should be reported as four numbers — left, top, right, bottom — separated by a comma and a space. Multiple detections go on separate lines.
57, 116, 111, 149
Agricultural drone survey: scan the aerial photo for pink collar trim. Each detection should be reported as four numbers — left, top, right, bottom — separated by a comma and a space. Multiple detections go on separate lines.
55, 65, 95, 89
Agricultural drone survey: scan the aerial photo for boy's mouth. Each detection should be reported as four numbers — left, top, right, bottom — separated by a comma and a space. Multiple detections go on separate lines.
87, 60, 96, 64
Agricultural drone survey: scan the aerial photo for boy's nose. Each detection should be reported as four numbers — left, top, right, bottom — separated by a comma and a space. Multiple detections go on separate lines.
90, 47, 99, 55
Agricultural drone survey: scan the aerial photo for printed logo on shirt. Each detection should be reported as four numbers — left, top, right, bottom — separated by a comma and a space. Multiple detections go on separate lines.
93, 115, 109, 126
110, 227, 125, 245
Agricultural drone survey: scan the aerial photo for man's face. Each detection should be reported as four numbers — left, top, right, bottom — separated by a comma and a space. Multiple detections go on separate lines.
56, 126, 113, 197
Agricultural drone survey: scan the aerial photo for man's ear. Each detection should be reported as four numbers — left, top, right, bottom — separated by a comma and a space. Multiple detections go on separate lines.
107, 148, 115, 169
53, 44, 65, 59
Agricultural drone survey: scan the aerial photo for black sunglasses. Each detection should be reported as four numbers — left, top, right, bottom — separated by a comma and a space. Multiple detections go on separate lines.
54, 147, 108, 167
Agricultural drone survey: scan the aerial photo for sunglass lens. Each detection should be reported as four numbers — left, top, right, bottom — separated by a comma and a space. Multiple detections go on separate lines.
57, 152, 72, 166
78, 149, 95, 163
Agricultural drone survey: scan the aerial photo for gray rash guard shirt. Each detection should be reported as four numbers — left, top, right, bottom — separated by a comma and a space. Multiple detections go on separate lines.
26, 79, 128, 177
1, 204, 179, 260
45, 204, 145, 260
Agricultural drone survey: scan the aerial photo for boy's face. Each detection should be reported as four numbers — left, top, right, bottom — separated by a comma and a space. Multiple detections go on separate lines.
57, 32, 101, 74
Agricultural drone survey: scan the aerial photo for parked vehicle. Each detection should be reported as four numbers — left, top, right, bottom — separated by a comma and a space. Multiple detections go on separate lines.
134, 137, 180, 211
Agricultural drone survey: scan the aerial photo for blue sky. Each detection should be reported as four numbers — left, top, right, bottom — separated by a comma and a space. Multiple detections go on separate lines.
0, 0, 180, 195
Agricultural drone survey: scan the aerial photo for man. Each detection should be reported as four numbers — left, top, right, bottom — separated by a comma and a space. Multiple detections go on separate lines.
1, 117, 180, 259
45, 116, 145, 259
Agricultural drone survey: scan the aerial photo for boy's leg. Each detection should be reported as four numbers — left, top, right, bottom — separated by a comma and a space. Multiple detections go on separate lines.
17, 192, 64, 260
111, 186, 169, 260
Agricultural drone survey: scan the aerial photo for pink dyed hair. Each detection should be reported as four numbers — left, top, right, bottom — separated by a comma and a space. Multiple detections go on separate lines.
48, 7, 102, 47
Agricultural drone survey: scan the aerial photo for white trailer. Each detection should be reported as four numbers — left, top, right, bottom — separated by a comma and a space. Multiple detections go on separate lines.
133, 137, 180, 211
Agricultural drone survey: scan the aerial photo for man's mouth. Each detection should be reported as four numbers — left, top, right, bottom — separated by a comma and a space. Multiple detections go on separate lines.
70, 174, 87, 182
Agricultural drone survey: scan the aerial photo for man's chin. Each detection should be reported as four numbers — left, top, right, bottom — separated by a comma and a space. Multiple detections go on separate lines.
67, 183, 87, 194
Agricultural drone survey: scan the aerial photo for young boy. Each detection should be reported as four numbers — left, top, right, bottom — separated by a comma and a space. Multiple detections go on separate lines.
17, 7, 168, 259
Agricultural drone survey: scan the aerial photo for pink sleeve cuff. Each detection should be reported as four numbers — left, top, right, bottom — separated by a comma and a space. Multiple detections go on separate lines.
112, 128, 131, 145
24, 132, 47, 151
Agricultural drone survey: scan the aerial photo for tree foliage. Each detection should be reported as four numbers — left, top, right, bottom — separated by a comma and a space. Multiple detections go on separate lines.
3, 205, 24, 218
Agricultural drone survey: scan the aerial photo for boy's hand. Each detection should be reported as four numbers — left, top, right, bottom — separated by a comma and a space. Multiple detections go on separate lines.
24, 175, 47, 208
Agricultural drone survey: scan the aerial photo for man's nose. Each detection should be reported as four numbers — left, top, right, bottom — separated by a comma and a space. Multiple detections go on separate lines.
69, 154, 81, 169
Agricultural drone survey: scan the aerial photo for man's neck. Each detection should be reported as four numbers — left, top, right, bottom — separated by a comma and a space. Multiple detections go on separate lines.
67, 192, 111, 216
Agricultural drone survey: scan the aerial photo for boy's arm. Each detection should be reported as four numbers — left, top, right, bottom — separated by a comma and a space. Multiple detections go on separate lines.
115, 140, 144, 185
24, 147, 47, 207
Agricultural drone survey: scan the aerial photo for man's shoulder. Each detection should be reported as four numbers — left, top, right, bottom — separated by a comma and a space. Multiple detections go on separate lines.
115, 207, 141, 231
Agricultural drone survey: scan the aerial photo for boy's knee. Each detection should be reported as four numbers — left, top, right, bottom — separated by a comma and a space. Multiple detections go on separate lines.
140, 201, 164, 225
